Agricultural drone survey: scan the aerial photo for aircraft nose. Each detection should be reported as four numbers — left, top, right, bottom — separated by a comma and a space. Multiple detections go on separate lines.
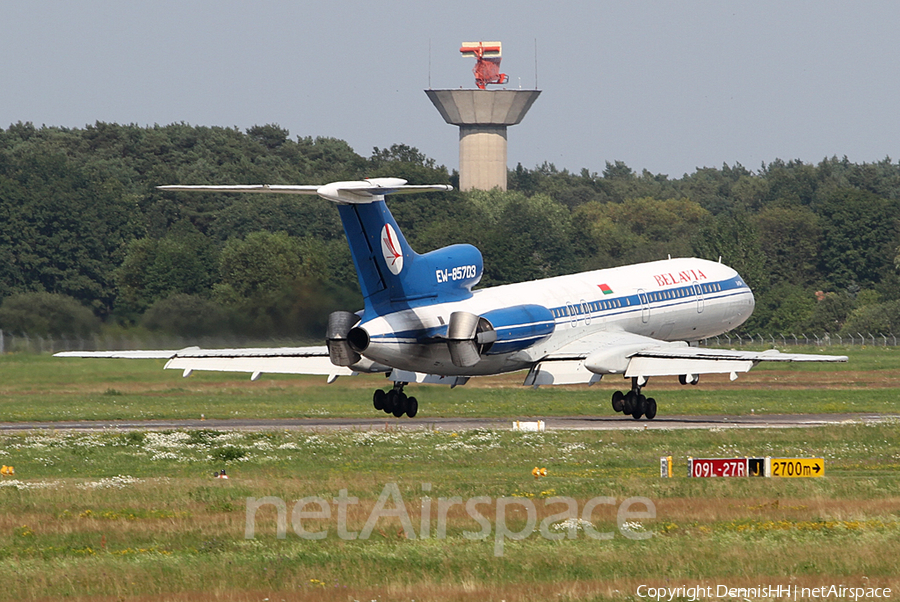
733, 287, 755, 326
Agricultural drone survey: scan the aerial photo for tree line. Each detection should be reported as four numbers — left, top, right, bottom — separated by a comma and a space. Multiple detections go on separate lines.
1, 121, 899, 340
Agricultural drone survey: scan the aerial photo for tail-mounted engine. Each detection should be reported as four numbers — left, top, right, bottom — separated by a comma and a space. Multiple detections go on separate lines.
446, 304, 555, 367
326, 311, 362, 366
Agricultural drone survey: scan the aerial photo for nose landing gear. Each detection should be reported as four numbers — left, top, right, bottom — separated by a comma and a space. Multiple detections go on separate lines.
610, 377, 657, 420
373, 382, 418, 418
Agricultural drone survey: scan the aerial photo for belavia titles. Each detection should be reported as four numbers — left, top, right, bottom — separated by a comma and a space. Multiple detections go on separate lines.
57, 178, 847, 419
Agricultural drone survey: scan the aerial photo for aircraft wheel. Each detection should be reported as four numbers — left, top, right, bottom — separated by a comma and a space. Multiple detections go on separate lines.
631, 394, 645, 420
623, 391, 635, 416
644, 397, 657, 420
611, 390, 625, 413
392, 392, 408, 417
384, 390, 397, 414
373, 389, 386, 411
406, 396, 418, 418
678, 375, 687, 385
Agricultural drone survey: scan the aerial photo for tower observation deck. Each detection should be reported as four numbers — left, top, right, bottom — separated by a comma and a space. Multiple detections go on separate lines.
425, 42, 541, 191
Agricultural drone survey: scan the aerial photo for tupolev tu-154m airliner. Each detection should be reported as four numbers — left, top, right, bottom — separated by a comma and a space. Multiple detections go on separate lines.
56, 178, 847, 419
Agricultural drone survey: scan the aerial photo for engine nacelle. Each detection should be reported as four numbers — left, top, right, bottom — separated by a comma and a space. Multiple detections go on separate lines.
446, 304, 555, 367
326, 311, 361, 366
478, 305, 556, 355
447, 310, 482, 368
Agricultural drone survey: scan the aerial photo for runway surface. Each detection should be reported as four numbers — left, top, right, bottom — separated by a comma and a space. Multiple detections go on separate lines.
0, 413, 896, 433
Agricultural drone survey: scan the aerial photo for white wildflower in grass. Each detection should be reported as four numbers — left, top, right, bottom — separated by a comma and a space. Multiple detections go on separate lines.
0, 479, 61, 491
144, 432, 191, 449
71, 435, 104, 448
302, 435, 337, 451
350, 431, 383, 446
560, 442, 587, 454
150, 451, 181, 461
349, 430, 419, 447
464, 431, 502, 450
621, 521, 645, 534
143, 432, 194, 461
435, 435, 499, 452
252, 440, 274, 451
277, 442, 301, 450
77, 475, 142, 490
435, 439, 479, 452
550, 518, 595, 532
468, 430, 500, 442
21, 435, 54, 450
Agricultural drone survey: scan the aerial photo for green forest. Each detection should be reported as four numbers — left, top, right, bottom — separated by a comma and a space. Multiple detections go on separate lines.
2, 121, 900, 340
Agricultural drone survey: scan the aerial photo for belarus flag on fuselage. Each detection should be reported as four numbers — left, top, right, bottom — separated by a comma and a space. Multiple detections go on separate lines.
598, 283, 613, 295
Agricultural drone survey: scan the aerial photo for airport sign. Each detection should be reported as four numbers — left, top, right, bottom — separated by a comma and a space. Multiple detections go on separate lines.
688, 457, 747, 478
770, 458, 824, 478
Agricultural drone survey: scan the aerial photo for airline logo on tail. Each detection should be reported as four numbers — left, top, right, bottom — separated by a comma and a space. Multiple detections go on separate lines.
381, 224, 404, 275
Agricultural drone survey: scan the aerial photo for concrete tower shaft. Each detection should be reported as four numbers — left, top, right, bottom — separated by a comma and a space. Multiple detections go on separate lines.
426, 89, 541, 191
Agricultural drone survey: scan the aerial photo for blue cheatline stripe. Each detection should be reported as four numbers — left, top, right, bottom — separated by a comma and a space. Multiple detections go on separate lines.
368, 318, 556, 343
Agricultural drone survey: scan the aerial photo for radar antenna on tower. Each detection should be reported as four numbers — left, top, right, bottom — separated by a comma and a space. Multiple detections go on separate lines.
460, 41, 509, 89
428, 41, 540, 190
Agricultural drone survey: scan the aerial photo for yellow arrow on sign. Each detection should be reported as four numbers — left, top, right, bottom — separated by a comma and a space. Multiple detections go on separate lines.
771, 458, 824, 478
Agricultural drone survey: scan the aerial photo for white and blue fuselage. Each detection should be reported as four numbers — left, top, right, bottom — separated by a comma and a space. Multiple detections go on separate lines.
354, 257, 754, 377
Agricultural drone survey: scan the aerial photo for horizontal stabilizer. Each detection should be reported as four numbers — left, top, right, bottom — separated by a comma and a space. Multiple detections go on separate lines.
157, 184, 320, 194
158, 178, 452, 205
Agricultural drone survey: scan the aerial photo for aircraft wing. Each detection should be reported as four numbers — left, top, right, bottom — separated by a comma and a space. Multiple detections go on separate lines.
55, 349, 185, 359
523, 331, 848, 386
54, 346, 389, 381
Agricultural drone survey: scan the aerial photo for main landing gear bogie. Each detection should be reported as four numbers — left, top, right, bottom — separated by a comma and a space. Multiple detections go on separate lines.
610, 378, 657, 420
373, 382, 418, 418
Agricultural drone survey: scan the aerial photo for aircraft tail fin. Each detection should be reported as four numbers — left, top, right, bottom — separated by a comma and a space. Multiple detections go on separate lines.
333, 186, 482, 313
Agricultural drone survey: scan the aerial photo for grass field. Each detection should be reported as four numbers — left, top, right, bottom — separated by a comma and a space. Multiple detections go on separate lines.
0, 347, 898, 601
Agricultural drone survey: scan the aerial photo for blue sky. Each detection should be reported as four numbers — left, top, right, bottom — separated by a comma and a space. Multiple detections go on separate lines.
2, 1, 898, 177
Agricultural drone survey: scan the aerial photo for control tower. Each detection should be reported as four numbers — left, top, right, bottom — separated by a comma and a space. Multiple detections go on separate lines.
426, 42, 541, 191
